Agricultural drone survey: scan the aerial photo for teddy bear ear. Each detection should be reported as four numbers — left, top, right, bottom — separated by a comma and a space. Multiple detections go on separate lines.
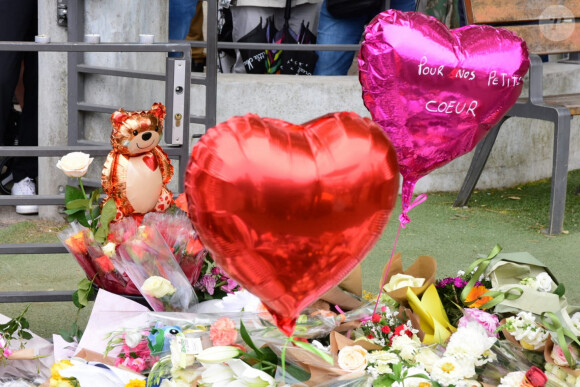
111, 109, 128, 126
150, 103, 166, 121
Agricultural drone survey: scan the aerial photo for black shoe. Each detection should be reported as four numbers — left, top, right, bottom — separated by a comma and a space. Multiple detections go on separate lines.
192, 60, 205, 73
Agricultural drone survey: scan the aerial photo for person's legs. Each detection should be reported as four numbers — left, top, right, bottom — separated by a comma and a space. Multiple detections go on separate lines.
0, 0, 38, 214
313, 0, 369, 75
169, 0, 199, 41
390, 0, 416, 12
187, 0, 206, 72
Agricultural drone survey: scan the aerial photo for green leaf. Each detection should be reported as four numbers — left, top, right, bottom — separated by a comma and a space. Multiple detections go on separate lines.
68, 211, 90, 227
19, 331, 33, 340
59, 329, 74, 343
261, 346, 279, 365
285, 362, 311, 382
72, 290, 83, 309
291, 339, 333, 365
19, 318, 29, 330
66, 198, 90, 210
100, 199, 117, 223
64, 208, 84, 215
554, 283, 566, 297
240, 321, 263, 358
373, 375, 395, 387
95, 199, 117, 243
78, 278, 93, 292
65, 185, 85, 202
70, 322, 78, 337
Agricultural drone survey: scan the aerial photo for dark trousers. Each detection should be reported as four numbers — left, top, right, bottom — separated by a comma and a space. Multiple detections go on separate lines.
0, 0, 38, 182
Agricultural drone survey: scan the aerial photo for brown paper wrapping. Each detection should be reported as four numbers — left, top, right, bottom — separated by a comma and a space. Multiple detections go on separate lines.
380, 253, 437, 305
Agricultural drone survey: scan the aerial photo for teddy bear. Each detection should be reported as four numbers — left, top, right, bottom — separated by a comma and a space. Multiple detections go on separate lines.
102, 102, 174, 220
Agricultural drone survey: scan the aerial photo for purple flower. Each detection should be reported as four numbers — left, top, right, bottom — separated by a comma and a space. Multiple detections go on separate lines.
211, 266, 225, 276
198, 275, 217, 295
222, 279, 238, 294
453, 277, 468, 288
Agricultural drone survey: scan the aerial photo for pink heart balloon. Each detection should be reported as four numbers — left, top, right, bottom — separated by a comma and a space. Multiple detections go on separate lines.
359, 10, 529, 210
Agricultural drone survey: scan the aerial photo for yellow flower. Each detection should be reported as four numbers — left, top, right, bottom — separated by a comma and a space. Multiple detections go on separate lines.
49, 360, 78, 387
125, 380, 146, 387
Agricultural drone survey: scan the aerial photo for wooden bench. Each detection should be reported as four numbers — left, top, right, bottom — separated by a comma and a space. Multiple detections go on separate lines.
453, 0, 580, 235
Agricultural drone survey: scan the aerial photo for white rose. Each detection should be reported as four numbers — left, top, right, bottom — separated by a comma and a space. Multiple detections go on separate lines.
536, 272, 554, 292
56, 152, 94, 178
141, 276, 176, 298
337, 345, 368, 373
124, 330, 143, 348
384, 274, 425, 292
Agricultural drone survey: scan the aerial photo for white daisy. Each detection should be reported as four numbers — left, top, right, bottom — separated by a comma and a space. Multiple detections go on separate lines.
430, 356, 470, 386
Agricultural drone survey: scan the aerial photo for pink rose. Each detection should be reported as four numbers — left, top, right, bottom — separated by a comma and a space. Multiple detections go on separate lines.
551, 343, 578, 367
458, 308, 499, 337
210, 317, 238, 346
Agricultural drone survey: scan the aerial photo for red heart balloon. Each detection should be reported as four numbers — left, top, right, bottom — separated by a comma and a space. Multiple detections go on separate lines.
185, 112, 399, 335
359, 10, 529, 209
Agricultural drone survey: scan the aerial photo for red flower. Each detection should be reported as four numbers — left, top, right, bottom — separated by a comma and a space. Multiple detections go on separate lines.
368, 334, 374, 339
371, 314, 381, 323
95, 255, 115, 273
525, 366, 547, 387
381, 326, 391, 334
394, 324, 412, 338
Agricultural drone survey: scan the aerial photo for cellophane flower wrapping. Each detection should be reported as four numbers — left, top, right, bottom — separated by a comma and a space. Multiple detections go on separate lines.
141, 212, 205, 286
60, 210, 207, 297
58, 221, 133, 294
116, 224, 198, 312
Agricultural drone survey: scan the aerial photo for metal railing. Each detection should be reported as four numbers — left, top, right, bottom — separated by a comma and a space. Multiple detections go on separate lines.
0, 0, 360, 304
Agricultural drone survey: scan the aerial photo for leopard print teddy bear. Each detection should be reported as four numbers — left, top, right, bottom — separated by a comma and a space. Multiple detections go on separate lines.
102, 103, 173, 220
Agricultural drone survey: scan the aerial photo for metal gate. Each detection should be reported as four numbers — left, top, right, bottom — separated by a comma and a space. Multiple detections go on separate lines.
0, 0, 219, 303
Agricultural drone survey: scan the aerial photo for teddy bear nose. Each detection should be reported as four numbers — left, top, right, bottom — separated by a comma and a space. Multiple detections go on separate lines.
142, 132, 152, 141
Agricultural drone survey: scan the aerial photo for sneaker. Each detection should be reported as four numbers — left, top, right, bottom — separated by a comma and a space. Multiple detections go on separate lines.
11, 177, 38, 214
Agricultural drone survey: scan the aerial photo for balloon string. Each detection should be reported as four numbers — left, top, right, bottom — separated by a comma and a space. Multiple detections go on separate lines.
398, 193, 427, 228
373, 221, 402, 315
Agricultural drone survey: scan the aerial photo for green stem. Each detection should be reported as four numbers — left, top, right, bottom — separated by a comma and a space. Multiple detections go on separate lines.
78, 177, 95, 230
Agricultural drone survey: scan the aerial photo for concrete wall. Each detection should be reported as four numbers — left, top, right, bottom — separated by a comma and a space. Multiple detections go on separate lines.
38, 1, 580, 220
38, 1, 168, 218
204, 63, 580, 194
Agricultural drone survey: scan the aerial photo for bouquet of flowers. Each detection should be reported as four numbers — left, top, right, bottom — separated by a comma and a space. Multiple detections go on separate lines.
498, 311, 550, 351
56, 152, 228, 299
435, 268, 494, 327
116, 224, 198, 312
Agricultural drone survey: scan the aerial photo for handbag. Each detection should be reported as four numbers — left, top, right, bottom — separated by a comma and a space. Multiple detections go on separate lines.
325, 0, 383, 19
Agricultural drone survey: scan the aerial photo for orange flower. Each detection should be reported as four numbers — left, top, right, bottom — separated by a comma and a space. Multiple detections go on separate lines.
66, 231, 88, 255
465, 286, 492, 309
174, 193, 188, 213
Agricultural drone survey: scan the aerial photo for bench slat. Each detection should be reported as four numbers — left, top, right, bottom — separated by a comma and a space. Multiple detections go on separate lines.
544, 94, 580, 115
502, 23, 580, 55
466, 0, 580, 24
